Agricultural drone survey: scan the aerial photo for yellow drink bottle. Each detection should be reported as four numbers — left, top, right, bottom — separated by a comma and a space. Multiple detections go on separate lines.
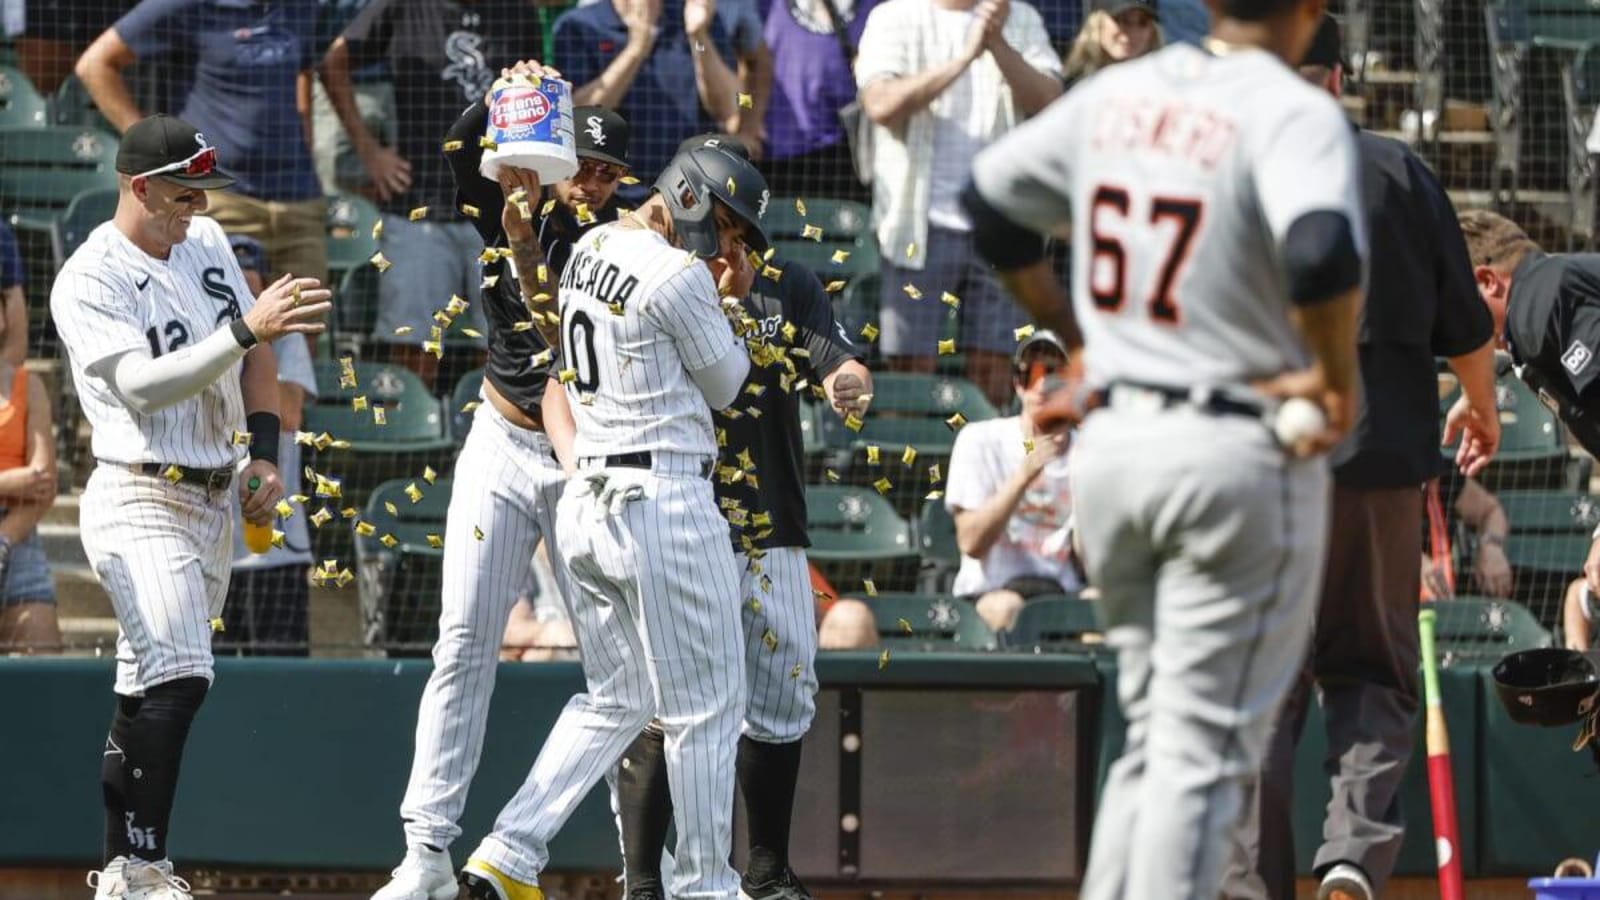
242, 475, 273, 554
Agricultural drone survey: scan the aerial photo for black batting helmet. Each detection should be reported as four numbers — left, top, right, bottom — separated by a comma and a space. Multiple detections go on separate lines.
1492, 648, 1600, 727
653, 143, 770, 259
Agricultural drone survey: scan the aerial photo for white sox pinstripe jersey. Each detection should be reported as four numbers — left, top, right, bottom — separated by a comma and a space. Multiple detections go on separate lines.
53, 216, 254, 468
468, 219, 748, 899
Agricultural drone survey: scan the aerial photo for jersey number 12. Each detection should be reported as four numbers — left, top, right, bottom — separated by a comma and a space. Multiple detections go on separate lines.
1088, 185, 1203, 325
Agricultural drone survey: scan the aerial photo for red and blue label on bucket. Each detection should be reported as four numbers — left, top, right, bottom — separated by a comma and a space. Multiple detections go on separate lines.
482, 76, 577, 181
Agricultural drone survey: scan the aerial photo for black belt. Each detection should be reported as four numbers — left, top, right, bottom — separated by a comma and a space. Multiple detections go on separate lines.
117, 461, 235, 491
1092, 381, 1264, 419
583, 451, 714, 479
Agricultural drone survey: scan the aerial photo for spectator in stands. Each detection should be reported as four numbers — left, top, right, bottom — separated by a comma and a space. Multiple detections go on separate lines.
1224, 18, 1502, 900
553, 0, 741, 190
719, 0, 773, 159
1420, 468, 1512, 600
0, 221, 32, 366
1061, 0, 1160, 87
855, 0, 1062, 408
13, 0, 133, 94
943, 329, 1079, 633
310, 0, 395, 196
500, 548, 578, 661
757, 0, 881, 203
0, 268, 57, 653
320, 0, 552, 390
818, 599, 878, 649
1562, 579, 1594, 650
217, 236, 315, 657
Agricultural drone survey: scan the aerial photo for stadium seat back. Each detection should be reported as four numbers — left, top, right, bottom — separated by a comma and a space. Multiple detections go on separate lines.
451, 367, 486, 441
0, 126, 119, 224
309, 360, 449, 451
1426, 597, 1551, 660
59, 186, 118, 258
0, 66, 47, 128
1006, 595, 1101, 650
868, 592, 997, 651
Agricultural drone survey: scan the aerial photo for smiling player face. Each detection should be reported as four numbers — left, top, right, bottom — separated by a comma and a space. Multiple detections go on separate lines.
135, 176, 210, 248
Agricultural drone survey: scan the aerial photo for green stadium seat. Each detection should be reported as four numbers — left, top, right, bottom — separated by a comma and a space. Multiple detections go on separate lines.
805, 484, 920, 593
308, 360, 451, 454
826, 372, 999, 453
450, 367, 486, 442
1497, 490, 1600, 535
48, 76, 113, 132
1503, 532, 1589, 622
1441, 377, 1574, 491
766, 198, 880, 289
1425, 597, 1551, 662
335, 263, 382, 345
865, 591, 997, 651
0, 65, 47, 128
355, 478, 451, 655
58, 186, 117, 260
0, 125, 119, 233
325, 192, 381, 280
1005, 594, 1102, 651
916, 497, 958, 592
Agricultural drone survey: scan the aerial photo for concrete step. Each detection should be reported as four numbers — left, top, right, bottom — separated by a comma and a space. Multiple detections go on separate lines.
38, 520, 86, 570
41, 490, 78, 527
54, 563, 109, 619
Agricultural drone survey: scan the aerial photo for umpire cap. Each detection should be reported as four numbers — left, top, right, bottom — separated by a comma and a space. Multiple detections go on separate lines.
1492, 648, 1600, 727
654, 142, 770, 259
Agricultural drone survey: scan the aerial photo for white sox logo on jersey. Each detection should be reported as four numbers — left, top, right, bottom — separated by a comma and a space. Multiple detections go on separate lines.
202, 267, 242, 324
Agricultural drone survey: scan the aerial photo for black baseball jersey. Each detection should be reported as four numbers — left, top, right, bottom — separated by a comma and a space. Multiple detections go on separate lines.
1506, 251, 1600, 459
444, 100, 618, 415
715, 259, 859, 551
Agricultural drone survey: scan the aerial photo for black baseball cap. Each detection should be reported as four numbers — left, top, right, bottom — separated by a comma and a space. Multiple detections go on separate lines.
1302, 14, 1345, 69
115, 114, 235, 189
573, 106, 631, 169
1093, 0, 1158, 19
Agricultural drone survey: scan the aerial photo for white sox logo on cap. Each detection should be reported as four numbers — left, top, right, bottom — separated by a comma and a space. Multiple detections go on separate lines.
758, 189, 769, 219
585, 115, 607, 146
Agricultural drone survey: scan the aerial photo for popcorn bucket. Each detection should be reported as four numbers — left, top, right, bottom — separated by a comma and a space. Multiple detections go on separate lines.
479, 75, 577, 183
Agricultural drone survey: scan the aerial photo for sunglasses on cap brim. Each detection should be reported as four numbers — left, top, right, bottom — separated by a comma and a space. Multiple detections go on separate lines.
134, 146, 220, 181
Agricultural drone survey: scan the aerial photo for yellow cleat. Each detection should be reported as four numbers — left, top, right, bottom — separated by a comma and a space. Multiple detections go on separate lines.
461, 860, 544, 900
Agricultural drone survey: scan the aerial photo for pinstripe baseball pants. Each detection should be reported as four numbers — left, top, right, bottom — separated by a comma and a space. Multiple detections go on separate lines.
81, 465, 233, 697
472, 454, 746, 899
400, 402, 568, 850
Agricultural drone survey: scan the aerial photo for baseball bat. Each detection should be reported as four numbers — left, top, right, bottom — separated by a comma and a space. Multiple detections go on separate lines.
1418, 607, 1465, 900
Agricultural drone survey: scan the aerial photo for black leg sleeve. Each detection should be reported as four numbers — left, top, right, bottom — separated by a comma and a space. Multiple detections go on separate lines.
738, 736, 804, 881
617, 722, 673, 893
121, 677, 208, 862
101, 694, 142, 864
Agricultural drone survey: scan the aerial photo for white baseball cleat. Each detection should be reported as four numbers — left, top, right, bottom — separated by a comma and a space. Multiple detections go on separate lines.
1317, 861, 1374, 900
372, 845, 458, 900
122, 859, 192, 900
86, 855, 128, 898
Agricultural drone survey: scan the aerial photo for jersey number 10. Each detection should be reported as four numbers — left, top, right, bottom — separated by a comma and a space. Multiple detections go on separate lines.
1088, 185, 1203, 325
563, 308, 601, 393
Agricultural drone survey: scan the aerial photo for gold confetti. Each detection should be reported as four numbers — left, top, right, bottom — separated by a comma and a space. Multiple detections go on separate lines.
576, 203, 594, 225
940, 291, 961, 309
866, 445, 881, 465
460, 400, 481, 415
752, 511, 772, 528
384, 501, 399, 516
901, 445, 918, 466
315, 475, 343, 498
945, 413, 968, 431
1014, 324, 1036, 341
432, 311, 455, 328
231, 430, 251, 446
761, 265, 783, 281
442, 139, 464, 152
738, 92, 754, 108
511, 321, 534, 332
905, 242, 917, 259
461, 328, 483, 339
446, 295, 469, 316
423, 340, 443, 358
310, 507, 334, 528
844, 413, 864, 432
352, 395, 369, 412
210, 618, 225, 633
860, 323, 880, 341
341, 507, 358, 519
427, 534, 443, 549
902, 283, 923, 300
479, 248, 499, 265
335, 568, 355, 588
423, 466, 438, 484
726, 177, 737, 195
481, 274, 500, 290
790, 663, 803, 678
831, 249, 850, 265
929, 463, 942, 483
802, 224, 824, 241
873, 477, 892, 495
373, 406, 388, 426
795, 198, 808, 216
762, 628, 778, 651
408, 206, 429, 221
473, 525, 485, 541
558, 368, 578, 384
541, 198, 558, 217
355, 520, 376, 537
620, 175, 641, 185
371, 219, 384, 240
162, 465, 184, 484
478, 136, 498, 150
370, 252, 391, 273
380, 534, 399, 548
864, 579, 879, 597
270, 530, 286, 549
926, 489, 944, 500
1023, 437, 1036, 454
824, 280, 846, 293
289, 494, 309, 505
330, 439, 351, 450
275, 499, 295, 519
826, 468, 842, 483
393, 325, 414, 336
897, 617, 913, 634
606, 302, 624, 316
531, 348, 554, 367
937, 339, 956, 355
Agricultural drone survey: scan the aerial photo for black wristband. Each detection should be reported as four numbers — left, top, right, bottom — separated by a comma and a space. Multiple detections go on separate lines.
246, 411, 280, 465
230, 318, 259, 350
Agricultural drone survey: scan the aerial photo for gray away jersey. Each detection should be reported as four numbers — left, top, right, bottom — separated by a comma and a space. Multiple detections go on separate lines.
557, 224, 744, 459
972, 43, 1366, 390
51, 215, 257, 468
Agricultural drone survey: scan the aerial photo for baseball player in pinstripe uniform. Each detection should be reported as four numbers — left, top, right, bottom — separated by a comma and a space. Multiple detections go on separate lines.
370, 62, 634, 900
964, 0, 1367, 896
612, 134, 872, 900
455, 143, 767, 900
53, 115, 330, 900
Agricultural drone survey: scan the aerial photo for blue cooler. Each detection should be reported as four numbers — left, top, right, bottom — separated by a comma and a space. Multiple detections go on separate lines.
1531, 856, 1600, 900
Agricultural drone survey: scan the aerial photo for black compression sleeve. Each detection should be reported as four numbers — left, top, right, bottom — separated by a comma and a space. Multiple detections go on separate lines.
960, 179, 1048, 271
1282, 210, 1363, 306
247, 411, 281, 465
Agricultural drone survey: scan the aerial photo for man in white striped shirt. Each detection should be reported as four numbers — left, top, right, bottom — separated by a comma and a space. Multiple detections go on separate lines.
52, 115, 330, 900
457, 144, 764, 900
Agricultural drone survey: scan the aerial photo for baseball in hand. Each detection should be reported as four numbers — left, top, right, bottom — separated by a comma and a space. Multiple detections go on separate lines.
1273, 397, 1327, 447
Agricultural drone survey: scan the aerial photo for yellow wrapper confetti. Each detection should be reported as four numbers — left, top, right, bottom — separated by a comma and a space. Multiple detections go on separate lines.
860, 323, 879, 341
748, 597, 763, 613
330, 439, 351, 450
162, 465, 184, 483
335, 568, 355, 588
937, 339, 956, 355
794, 198, 808, 216
473, 525, 485, 541
511, 321, 534, 332
371, 219, 384, 240
824, 280, 846, 293
901, 445, 918, 466
531, 348, 554, 367
926, 489, 945, 500
826, 469, 841, 483
738, 92, 754, 108
726, 177, 737, 195
575, 203, 594, 225
478, 136, 498, 150
606, 302, 624, 316
355, 520, 376, 537
373, 407, 388, 426
898, 617, 913, 634
541, 198, 558, 217
423, 340, 443, 358
270, 530, 286, 549
340, 507, 358, 519
310, 508, 333, 528
275, 499, 295, 519
844, 413, 864, 432
905, 242, 917, 259
447, 295, 469, 315
211, 617, 225, 633
393, 325, 414, 336
231, 429, 251, 446
481, 274, 500, 290
902, 283, 923, 300
929, 462, 942, 483
352, 395, 368, 412
620, 175, 641, 185
380, 534, 399, 548
1023, 437, 1036, 453
423, 466, 438, 484
752, 511, 772, 528
802, 224, 824, 241
384, 501, 399, 516
873, 477, 892, 495
866, 445, 881, 464
427, 534, 443, 549
370, 252, 391, 273
762, 629, 778, 651
1014, 324, 1036, 341
442, 139, 464, 152
405, 482, 423, 503
408, 206, 428, 221
864, 579, 879, 596
479, 248, 498, 264
945, 413, 968, 431
830, 249, 850, 265
781, 321, 798, 342
558, 368, 577, 384
791, 663, 804, 679
940, 291, 961, 309
461, 328, 483, 339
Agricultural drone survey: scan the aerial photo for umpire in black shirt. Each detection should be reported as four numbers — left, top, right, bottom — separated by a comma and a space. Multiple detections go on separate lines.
1457, 209, 1600, 606
1223, 16, 1503, 900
